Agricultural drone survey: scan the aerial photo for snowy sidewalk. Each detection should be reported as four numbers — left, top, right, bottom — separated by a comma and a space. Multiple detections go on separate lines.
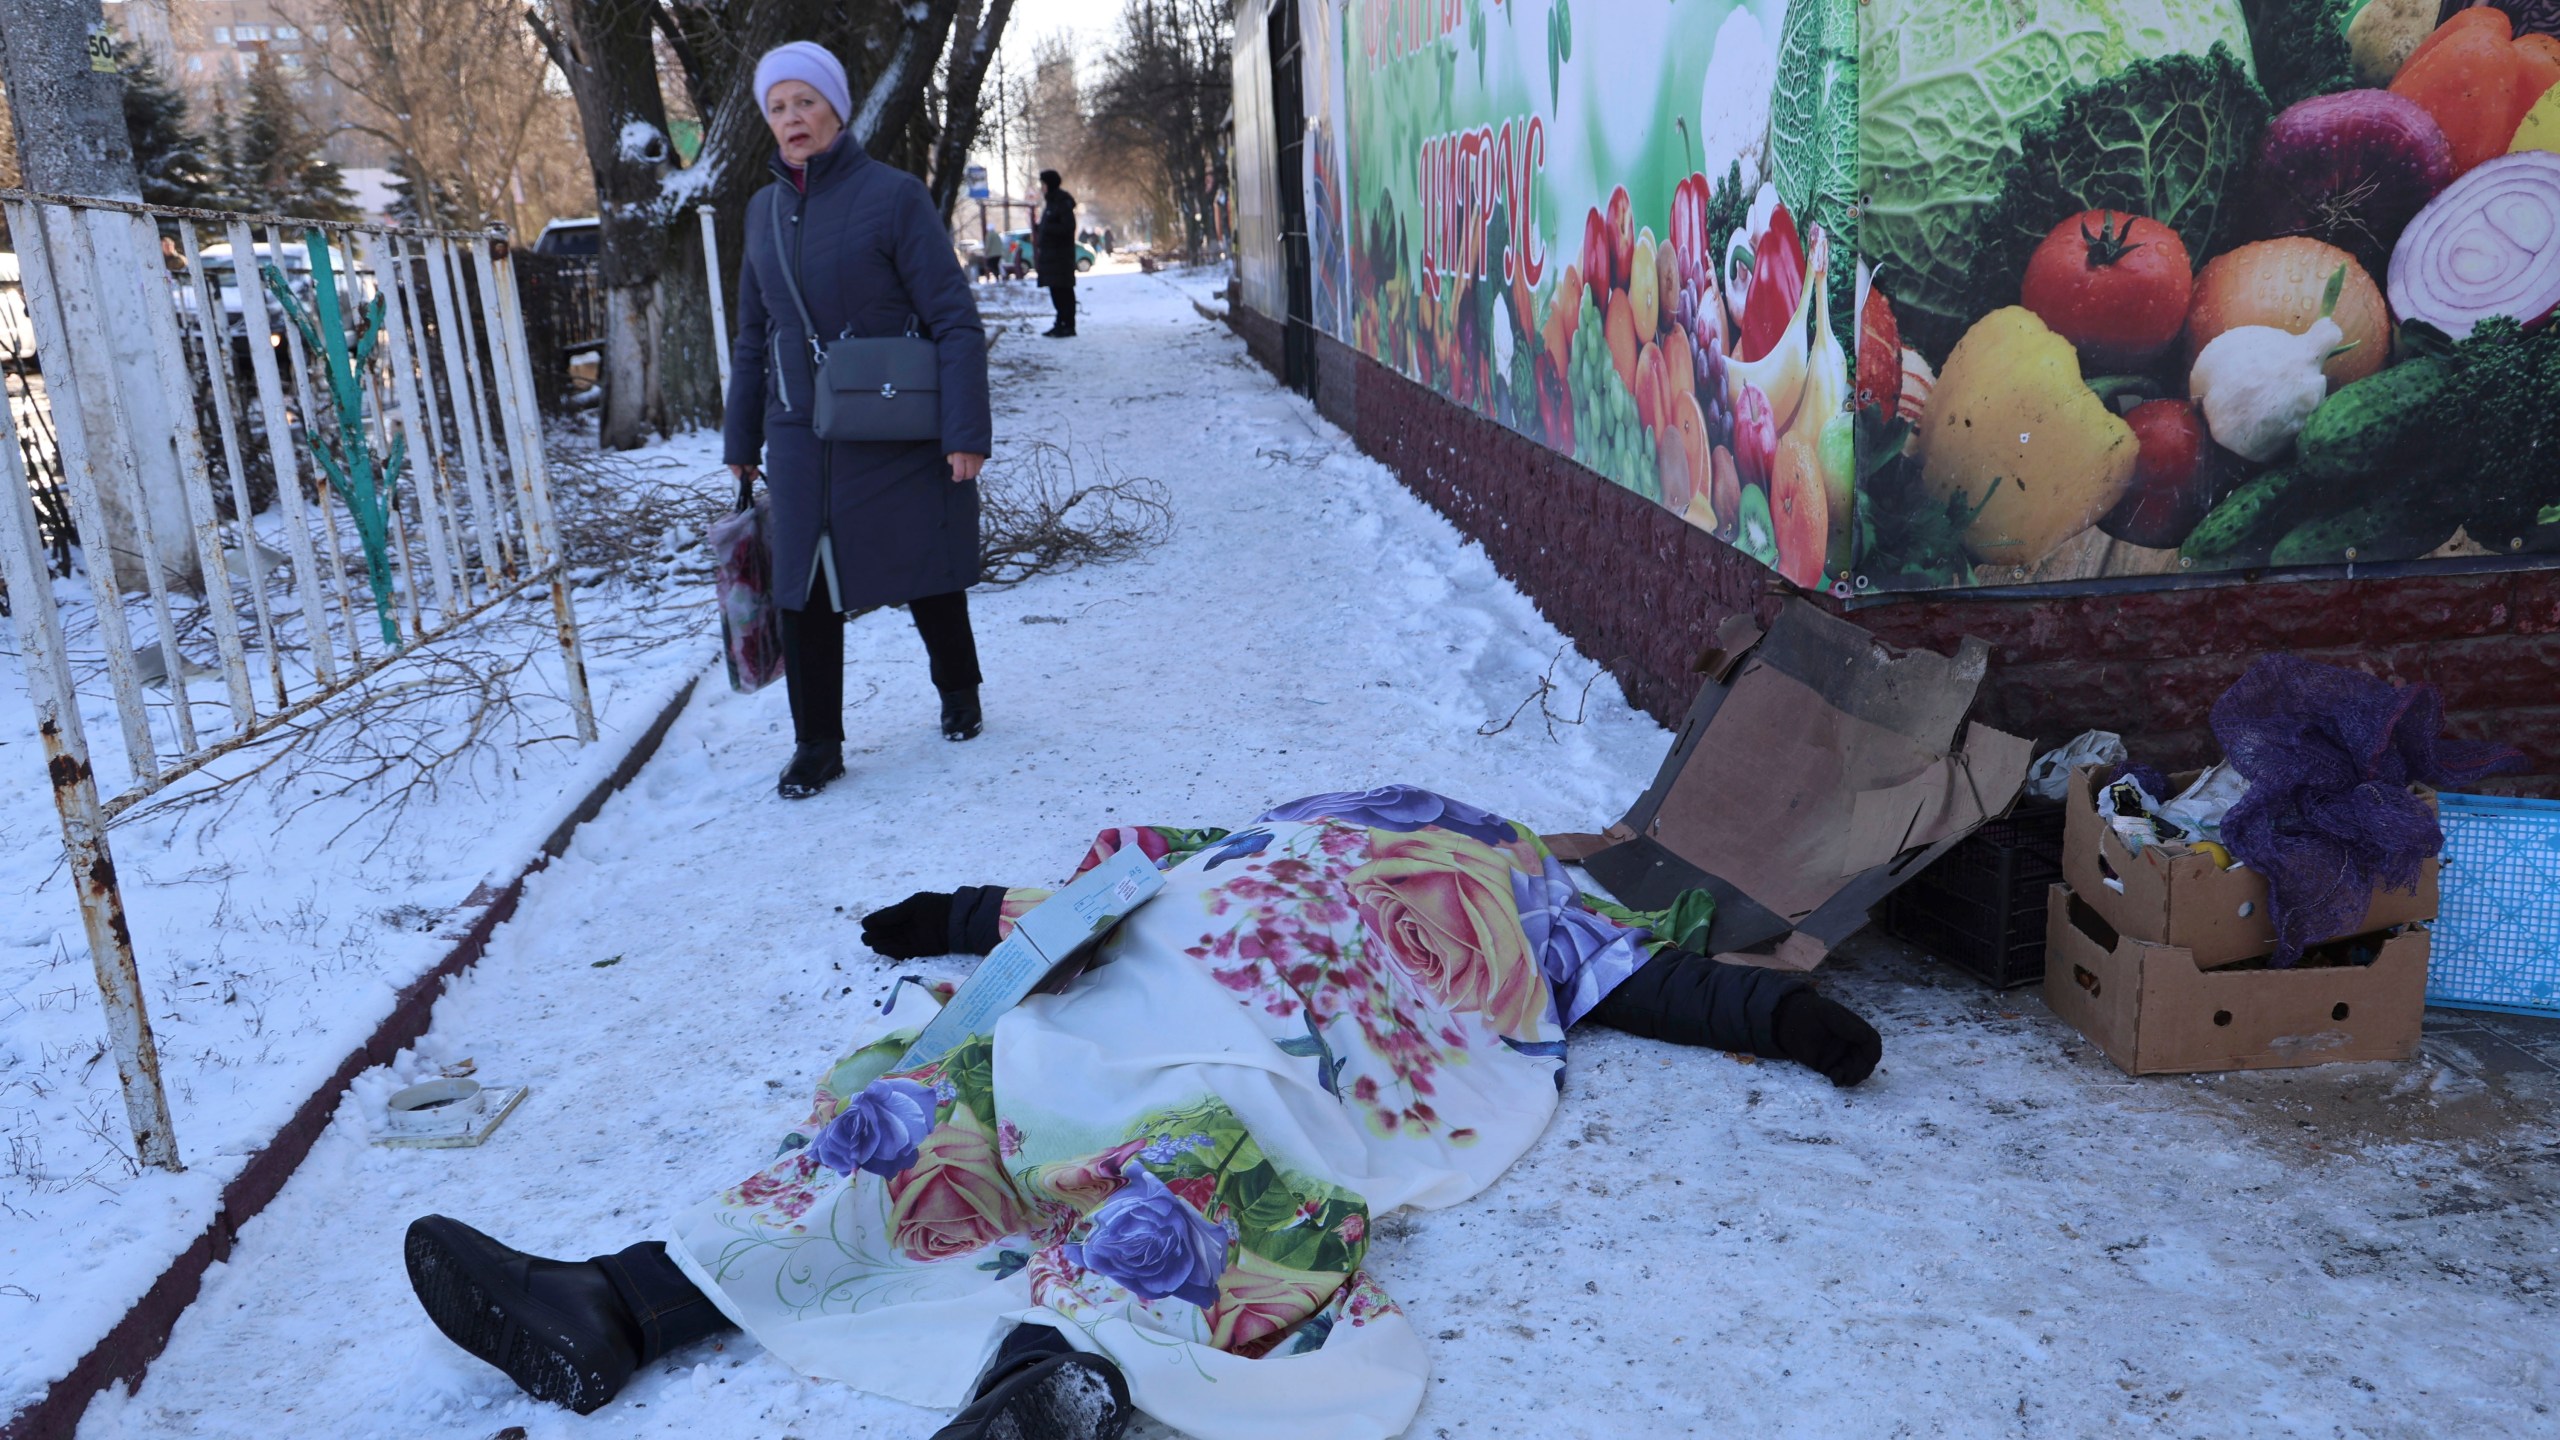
80, 273, 2560, 1438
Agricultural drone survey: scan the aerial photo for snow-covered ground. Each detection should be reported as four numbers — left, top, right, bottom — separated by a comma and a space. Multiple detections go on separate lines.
60, 272, 2560, 1438
0, 428, 731, 1416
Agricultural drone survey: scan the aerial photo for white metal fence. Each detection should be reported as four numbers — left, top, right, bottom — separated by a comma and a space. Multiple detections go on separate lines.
0, 191, 596, 1172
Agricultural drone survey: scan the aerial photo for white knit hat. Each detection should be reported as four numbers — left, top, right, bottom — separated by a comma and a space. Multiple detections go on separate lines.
753, 42, 852, 125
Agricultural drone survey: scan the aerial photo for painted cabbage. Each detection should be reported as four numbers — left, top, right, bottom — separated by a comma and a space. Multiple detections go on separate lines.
1768, 0, 1861, 350
1860, 0, 2259, 355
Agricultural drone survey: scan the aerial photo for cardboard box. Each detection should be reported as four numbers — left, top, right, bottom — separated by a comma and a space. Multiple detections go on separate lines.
2062, 767, 2437, 970
2040, 885, 2426, 1075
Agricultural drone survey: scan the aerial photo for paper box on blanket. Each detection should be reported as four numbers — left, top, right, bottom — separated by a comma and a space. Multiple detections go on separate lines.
2042, 886, 2427, 1075
1555, 599, 2035, 970
2061, 767, 2438, 972
896, 844, 1165, 1069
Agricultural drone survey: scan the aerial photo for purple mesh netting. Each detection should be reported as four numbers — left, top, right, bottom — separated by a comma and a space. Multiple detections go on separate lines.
2212, 656, 2525, 966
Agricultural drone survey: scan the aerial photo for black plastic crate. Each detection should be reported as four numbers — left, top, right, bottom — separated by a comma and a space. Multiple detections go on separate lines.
1881, 802, 2067, 989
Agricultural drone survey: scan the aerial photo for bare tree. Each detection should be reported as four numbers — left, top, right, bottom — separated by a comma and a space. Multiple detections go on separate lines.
926, 0, 1016, 223
525, 0, 1014, 448
1085, 0, 1228, 260
317, 0, 594, 239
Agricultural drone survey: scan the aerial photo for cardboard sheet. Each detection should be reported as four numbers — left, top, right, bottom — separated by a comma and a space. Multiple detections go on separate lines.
1579, 600, 2033, 964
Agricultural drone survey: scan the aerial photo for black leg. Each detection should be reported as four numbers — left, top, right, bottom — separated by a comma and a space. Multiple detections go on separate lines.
777, 602, 846, 745
909, 590, 984, 692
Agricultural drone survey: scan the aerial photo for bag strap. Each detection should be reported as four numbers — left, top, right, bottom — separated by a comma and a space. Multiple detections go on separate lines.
769, 194, 824, 364
767, 177, 935, 355
735, 472, 756, 513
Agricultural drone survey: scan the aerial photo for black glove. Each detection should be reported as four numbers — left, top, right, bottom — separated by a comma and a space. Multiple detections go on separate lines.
1771, 990, 1882, 1087
861, 886, 1010, 959
861, 891, 954, 959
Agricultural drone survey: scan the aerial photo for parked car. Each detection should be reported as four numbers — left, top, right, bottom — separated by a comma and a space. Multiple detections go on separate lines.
185, 241, 375, 354
534, 217, 600, 257
997, 229, 1095, 275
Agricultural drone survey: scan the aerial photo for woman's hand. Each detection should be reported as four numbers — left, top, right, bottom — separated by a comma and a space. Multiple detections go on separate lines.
729, 463, 761, 484
947, 452, 986, 483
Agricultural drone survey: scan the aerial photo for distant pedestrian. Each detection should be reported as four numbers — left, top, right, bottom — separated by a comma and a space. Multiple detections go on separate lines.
1035, 168, 1077, 337
722, 41, 996, 800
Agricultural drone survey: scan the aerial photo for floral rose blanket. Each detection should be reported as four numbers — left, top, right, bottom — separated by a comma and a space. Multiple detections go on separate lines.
667, 787, 1658, 1440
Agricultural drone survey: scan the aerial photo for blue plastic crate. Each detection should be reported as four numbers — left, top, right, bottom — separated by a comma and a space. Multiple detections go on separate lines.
2429, 793, 2560, 1018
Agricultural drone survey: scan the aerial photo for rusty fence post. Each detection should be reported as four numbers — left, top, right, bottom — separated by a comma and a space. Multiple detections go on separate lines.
0, 350, 183, 1173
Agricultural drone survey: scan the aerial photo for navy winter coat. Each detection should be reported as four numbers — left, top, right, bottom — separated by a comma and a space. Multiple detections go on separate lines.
1034, 186, 1078, 287
722, 134, 993, 612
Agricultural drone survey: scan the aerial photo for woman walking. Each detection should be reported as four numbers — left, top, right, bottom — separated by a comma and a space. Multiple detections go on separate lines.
723, 42, 994, 798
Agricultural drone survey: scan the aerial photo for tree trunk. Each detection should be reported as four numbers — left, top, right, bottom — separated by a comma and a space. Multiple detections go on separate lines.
0, 0, 144, 199
1, 1, 207, 590
643, 0, 979, 433
927, 0, 1015, 223
531, 0, 674, 450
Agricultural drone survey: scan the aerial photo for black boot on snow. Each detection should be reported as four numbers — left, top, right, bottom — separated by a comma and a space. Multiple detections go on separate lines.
941, 687, 983, 742
777, 742, 846, 798
931, 1324, 1132, 1440
404, 1216, 639, 1414
406, 1218, 736, 1414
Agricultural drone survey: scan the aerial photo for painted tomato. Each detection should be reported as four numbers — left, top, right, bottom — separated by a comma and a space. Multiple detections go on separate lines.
1857, 285, 1902, 414
2018, 210, 2193, 370
2097, 399, 2222, 548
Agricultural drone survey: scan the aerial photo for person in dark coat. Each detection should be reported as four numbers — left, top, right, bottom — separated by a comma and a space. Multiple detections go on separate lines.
723, 41, 995, 799
1034, 169, 1078, 337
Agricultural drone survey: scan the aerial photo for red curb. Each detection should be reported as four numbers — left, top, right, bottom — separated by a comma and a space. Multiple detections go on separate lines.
3, 670, 706, 1440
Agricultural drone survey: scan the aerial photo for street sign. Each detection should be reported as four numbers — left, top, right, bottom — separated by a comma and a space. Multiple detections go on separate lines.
968, 185, 990, 200
963, 164, 988, 182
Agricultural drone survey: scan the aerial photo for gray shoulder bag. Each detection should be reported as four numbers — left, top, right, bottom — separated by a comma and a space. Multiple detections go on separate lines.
769, 195, 942, 443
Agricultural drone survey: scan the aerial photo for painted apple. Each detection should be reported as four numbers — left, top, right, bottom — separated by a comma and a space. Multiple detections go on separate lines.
1606, 186, 1635, 289
1581, 208, 1617, 296
1732, 382, 1777, 488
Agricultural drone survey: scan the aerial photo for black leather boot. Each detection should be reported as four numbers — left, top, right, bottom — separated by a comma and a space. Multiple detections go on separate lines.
404, 1217, 733, 1414
941, 687, 983, 742
931, 1324, 1132, 1440
777, 742, 846, 798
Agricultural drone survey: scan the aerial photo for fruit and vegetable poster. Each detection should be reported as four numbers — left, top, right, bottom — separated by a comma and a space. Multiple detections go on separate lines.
1299, 0, 2560, 596
1314, 0, 1860, 586
1858, 0, 2560, 591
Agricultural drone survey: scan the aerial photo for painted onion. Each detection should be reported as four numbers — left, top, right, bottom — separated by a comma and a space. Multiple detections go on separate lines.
2387, 150, 2560, 338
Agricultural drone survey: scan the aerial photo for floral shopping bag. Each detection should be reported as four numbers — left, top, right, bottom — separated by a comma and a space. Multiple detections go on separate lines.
710, 481, 784, 693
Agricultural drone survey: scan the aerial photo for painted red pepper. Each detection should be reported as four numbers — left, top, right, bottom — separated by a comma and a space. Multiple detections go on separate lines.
1668, 171, 1713, 298
1738, 204, 1804, 365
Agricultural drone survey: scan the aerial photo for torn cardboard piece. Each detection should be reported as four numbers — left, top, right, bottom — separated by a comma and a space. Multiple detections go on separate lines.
1576, 600, 2034, 967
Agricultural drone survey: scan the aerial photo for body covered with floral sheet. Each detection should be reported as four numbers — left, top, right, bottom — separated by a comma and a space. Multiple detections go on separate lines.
665, 788, 1658, 1440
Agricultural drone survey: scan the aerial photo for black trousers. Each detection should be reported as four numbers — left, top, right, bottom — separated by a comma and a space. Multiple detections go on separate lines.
777, 590, 982, 745
1047, 280, 1076, 332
